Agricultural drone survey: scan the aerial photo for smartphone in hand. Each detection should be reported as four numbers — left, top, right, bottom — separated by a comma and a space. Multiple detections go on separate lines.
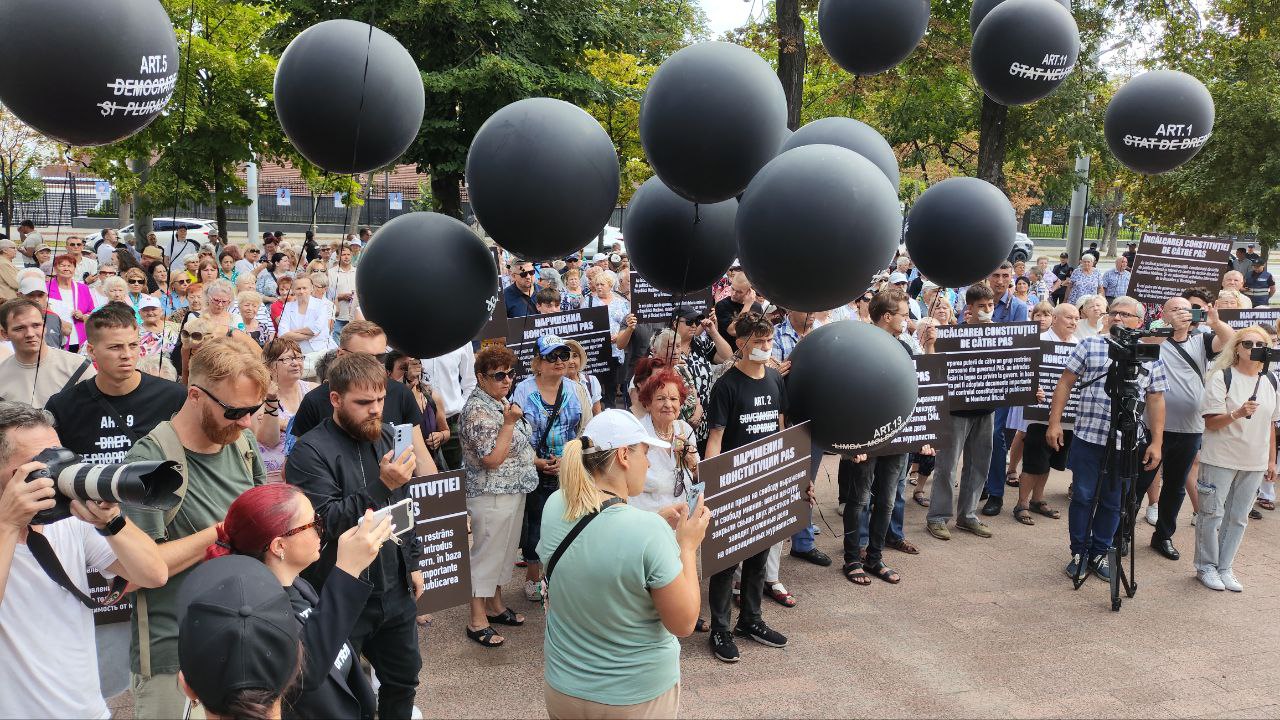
392, 423, 413, 459
687, 482, 705, 515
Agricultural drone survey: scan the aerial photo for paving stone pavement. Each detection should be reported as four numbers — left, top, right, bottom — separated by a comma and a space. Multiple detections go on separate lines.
107, 457, 1280, 718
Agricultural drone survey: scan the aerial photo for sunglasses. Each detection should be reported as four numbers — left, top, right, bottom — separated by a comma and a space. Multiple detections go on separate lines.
1239, 340, 1264, 349
543, 349, 572, 362
174, 279, 190, 285
487, 370, 516, 381
99, 270, 117, 276
195, 384, 263, 420
180, 330, 206, 343
281, 519, 324, 540
67, 243, 83, 248
127, 278, 146, 285
514, 270, 536, 278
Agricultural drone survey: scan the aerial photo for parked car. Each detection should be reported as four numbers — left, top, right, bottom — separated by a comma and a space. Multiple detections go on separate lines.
1009, 232, 1034, 263
84, 218, 217, 270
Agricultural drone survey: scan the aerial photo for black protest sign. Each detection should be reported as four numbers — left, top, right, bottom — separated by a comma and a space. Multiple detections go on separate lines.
866, 353, 950, 456
1216, 308, 1280, 331
935, 322, 1041, 411
699, 423, 811, 576
1025, 338, 1081, 424
409, 470, 472, 614
506, 306, 610, 380
1127, 232, 1232, 305
630, 275, 713, 325
89, 569, 132, 626
474, 282, 508, 343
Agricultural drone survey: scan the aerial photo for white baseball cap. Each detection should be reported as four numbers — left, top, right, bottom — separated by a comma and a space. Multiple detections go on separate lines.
19, 276, 46, 295
138, 295, 163, 311
591, 253, 607, 263
889, 272, 910, 284
582, 409, 671, 453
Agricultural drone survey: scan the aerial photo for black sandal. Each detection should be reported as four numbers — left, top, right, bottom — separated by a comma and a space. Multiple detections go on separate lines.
694, 617, 710, 633
486, 609, 525, 626
465, 626, 505, 647
842, 563, 871, 586
1013, 506, 1035, 525
866, 562, 901, 584
1029, 501, 1060, 519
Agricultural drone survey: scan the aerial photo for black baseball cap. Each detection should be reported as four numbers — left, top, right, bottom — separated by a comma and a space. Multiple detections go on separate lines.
178, 556, 299, 714
674, 306, 703, 323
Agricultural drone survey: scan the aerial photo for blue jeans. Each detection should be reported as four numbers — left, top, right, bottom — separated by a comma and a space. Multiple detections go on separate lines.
1066, 439, 1123, 558
984, 407, 1011, 498
332, 318, 349, 345
859, 458, 908, 546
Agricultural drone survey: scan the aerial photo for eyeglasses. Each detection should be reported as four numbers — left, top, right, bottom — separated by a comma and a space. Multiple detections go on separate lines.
1108, 310, 1140, 320
194, 384, 263, 420
67, 242, 83, 248
281, 519, 324, 540
543, 349, 572, 362
275, 355, 303, 364
99, 270, 117, 276
486, 370, 516, 381
127, 278, 146, 286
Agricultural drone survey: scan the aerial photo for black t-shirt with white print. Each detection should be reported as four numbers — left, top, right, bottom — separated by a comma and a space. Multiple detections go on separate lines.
708, 365, 787, 452
46, 373, 187, 464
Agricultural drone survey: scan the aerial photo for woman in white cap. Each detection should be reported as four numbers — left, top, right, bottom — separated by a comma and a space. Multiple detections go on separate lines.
538, 409, 709, 719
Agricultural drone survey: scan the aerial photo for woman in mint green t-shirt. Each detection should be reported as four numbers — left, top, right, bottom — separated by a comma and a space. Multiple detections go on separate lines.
537, 410, 709, 719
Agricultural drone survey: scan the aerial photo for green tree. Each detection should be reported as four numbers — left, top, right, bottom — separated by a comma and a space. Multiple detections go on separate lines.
0, 106, 54, 239
582, 50, 652, 204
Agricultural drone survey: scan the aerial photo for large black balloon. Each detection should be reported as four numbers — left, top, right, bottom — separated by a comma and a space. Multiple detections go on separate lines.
817, 0, 930, 76
0, 0, 177, 146
787, 321, 919, 455
1105, 70, 1215, 175
780, 117, 900, 189
275, 20, 424, 174
970, 0, 1071, 32
356, 212, 497, 359
905, 177, 1015, 289
640, 42, 787, 204
737, 145, 901, 312
971, 0, 1079, 106
623, 178, 737, 294
467, 98, 619, 262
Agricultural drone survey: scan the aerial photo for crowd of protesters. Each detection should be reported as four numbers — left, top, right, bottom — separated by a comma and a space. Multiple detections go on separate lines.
0, 220, 1277, 719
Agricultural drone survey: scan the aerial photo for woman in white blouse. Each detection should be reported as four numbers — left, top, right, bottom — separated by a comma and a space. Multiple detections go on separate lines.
276, 274, 332, 354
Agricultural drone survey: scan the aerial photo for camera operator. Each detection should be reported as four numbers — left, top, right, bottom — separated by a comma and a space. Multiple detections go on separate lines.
0, 298, 96, 407
123, 337, 269, 719
1193, 326, 1279, 592
1048, 296, 1167, 582
1138, 297, 1234, 561
285, 353, 423, 719
0, 401, 166, 719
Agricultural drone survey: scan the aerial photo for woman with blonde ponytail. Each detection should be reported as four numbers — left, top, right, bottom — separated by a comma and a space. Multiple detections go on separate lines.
537, 410, 710, 719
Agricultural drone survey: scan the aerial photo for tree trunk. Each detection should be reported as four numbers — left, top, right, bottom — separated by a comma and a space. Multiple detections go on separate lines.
776, 0, 806, 132
977, 96, 1009, 191
214, 179, 229, 241
134, 158, 153, 252
432, 172, 463, 221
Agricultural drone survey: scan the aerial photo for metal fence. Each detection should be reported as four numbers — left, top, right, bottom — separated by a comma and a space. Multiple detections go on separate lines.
1023, 207, 1144, 244
10, 176, 104, 226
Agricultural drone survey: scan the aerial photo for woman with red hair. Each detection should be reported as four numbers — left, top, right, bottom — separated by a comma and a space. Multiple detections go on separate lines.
46, 253, 95, 351
632, 369, 700, 514
209, 484, 393, 719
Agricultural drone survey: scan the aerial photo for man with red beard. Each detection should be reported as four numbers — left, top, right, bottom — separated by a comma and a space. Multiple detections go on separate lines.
286, 353, 423, 719
122, 336, 268, 718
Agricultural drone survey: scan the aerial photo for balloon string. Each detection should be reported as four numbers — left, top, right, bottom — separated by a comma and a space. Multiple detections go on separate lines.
168, 0, 198, 250
666, 243, 697, 368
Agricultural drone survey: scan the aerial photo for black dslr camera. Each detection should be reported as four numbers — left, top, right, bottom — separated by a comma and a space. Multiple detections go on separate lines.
25, 448, 182, 524
1250, 346, 1280, 364
1106, 325, 1171, 364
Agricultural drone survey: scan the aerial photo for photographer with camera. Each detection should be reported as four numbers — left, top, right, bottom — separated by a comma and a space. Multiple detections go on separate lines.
1193, 326, 1279, 592
0, 401, 167, 719
1137, 297, 1234, 562
1048, 297, 1167, 582
123, 337, 269, 719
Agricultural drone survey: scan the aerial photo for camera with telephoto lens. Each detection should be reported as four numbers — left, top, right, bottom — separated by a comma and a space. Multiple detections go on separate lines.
24, 448, 183, 524
1250, 346, 1280, 364
1106, 325, 1171, 364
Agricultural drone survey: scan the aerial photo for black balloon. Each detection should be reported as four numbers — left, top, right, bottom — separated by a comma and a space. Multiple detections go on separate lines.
275, 20, 424, 174
787, 320, 919, 455
467, 98, 619, 262
356, 212, 498, 359
971, 0, 1079, 106
737, 145, 901, 312
780, 117, 900, 189
1105, 70, 1215, 175
623, 178, 737, 294
905, 177, 1015, 289
640, 42, 787, 204
817, 0, 930, 76
0, 0, 178, 146
970, 0, 1071, 32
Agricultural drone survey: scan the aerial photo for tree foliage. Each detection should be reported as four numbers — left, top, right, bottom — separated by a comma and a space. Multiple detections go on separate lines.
0, 106, 55, 238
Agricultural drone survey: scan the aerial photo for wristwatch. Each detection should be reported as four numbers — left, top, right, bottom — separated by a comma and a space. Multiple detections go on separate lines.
97, 514, 127, 537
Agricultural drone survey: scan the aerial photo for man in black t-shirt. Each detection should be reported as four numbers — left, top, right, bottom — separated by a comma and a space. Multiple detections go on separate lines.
704, 312, 791, 665
1051, 252, 1073, 304
713, 273, 765, 339
46, 303, 186, 464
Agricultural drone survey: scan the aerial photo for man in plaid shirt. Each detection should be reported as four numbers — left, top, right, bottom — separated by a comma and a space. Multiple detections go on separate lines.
1047, 296, 1167, 582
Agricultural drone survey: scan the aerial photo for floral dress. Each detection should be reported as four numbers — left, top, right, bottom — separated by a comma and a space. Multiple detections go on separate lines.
678, 335, 718, 444
459, 388, 539, 497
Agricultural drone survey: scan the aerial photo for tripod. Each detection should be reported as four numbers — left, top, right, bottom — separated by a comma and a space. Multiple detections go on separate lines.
1071, 359, 1146, 611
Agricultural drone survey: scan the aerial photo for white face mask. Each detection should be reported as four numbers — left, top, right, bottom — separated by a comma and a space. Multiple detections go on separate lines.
748, 347, 772, 363
975, 310, 994, 323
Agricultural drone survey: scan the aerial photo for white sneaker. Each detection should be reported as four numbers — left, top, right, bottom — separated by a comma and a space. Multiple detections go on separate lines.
1145, 504, 1158, 526
1218, 569, 1244, 592
1198, 568, 1226, 591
